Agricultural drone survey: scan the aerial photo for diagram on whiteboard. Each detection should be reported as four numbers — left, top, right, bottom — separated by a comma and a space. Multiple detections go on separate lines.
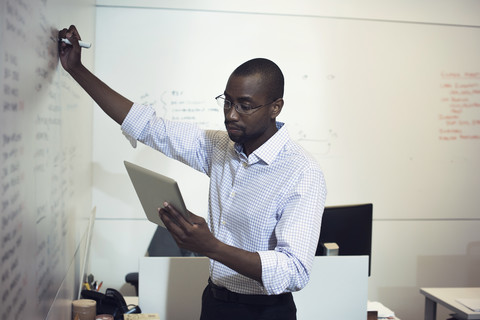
137, 91, 336, 157
138, 90, 223, 130
289, 124, 337, 157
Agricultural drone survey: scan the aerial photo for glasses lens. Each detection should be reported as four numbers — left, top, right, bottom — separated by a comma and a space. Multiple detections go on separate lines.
217, 96, 230, 109
216, 95, 257, 114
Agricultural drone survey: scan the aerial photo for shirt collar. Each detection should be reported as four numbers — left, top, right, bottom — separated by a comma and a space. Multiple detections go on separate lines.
234, 122, 288, 165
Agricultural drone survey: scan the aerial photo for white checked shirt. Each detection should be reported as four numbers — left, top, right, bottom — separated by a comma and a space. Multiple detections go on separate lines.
121, 103, 327, 295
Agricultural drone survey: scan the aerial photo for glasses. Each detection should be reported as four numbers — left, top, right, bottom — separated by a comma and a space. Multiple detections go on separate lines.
215, 94, 277, 115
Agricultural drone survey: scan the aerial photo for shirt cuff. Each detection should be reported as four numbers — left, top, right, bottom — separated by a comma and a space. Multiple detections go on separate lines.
120, 103, 156, 148
258, 250, 283, 295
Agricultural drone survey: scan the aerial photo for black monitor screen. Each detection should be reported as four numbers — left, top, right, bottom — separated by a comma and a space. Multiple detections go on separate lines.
316, 203, 373, 276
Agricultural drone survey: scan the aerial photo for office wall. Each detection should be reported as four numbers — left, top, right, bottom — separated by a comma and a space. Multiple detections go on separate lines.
90, 1, 480, 319
93, 1, 480, 221
0, 0, 95, 319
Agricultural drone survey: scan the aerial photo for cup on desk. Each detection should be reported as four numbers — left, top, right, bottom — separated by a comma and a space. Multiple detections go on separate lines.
72, 299, 96, 320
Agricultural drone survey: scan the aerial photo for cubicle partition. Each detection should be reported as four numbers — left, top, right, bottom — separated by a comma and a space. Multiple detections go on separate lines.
138, 256, 368, 320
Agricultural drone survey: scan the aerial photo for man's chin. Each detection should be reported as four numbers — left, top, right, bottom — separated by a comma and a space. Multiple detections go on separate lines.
227, 132, 244, 144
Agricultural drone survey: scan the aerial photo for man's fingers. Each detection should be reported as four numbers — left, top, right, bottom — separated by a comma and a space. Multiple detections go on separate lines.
159, 207, 182, 233
163, 202, 193, 226
67, 25, 81, 39
58, 28, 67, 39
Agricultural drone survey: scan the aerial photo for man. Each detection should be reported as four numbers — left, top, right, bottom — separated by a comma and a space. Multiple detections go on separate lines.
59, 25, 326, 320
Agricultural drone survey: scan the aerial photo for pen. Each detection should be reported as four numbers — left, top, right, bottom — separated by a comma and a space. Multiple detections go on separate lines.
60, 38, 91, 48
96, 281, 103, 292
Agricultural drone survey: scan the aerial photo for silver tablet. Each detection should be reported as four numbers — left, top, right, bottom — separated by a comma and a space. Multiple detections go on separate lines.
124, 161, 189, 228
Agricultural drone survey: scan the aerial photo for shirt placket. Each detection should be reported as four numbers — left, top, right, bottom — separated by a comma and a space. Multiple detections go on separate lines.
217, 153, 249, 231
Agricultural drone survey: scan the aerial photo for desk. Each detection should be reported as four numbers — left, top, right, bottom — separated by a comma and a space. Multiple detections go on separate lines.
420, 288, 480, 320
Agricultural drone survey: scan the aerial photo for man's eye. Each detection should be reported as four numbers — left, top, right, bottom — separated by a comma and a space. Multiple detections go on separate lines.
239, 104, 253, 111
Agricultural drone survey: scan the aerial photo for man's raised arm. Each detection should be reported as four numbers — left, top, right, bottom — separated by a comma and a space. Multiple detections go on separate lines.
58, 25, 133, 125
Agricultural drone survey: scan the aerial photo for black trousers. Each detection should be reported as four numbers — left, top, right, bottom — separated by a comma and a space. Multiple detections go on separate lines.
200, 281, 297, 320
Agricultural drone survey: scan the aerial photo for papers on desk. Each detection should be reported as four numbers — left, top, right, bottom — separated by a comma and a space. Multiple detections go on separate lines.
456, 298, 480, 312
124, 314, 160, 320
368, 301, 396, 319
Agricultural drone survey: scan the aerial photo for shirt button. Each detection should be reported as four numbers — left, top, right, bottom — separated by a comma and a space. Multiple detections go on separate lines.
222, 220, 226, 225
230, 191, 236, 197
242, 162, 248, 168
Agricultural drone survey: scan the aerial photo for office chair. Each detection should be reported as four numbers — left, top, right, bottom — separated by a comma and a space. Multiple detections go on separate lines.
316, 204, 373, 276
125, 226, 197, 295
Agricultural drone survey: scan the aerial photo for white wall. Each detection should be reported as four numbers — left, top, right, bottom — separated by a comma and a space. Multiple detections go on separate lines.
89, 1, 480, 319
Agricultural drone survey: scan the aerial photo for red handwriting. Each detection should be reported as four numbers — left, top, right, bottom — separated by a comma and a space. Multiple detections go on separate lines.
439, 71, 480, 141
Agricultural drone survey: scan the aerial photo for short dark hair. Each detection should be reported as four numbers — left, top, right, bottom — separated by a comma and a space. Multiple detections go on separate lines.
232, 58, 284, 101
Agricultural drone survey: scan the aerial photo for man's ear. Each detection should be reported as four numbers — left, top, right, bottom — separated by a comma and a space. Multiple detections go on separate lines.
270, 98, 284, 119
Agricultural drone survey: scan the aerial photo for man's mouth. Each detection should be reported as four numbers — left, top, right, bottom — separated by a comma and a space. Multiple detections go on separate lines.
226, 123, 243, 134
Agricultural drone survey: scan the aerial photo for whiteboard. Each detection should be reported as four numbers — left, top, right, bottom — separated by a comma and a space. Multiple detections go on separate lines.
0, 0, 95, 319
93, 5, 480, 222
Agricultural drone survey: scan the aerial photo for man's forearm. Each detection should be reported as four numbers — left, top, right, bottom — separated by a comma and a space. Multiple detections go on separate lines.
207, 241, 263, 283
68, 64, 133, 125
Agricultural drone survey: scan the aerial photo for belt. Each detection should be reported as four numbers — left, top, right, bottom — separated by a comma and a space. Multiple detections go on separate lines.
208, 279, 292, 306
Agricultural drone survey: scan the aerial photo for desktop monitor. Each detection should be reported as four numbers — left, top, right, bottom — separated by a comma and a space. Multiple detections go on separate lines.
316, 204, 373, 276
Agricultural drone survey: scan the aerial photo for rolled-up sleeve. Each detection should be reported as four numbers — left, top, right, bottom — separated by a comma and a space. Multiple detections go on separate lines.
121, 103, 158, 147
258, 167, 326, 295
120, 103, 212, 174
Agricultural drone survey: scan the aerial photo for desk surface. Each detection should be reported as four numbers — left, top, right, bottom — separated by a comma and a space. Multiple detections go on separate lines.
420, 288, 480, 320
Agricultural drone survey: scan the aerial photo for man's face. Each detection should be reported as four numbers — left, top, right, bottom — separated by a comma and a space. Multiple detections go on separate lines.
223, 74, 279, 155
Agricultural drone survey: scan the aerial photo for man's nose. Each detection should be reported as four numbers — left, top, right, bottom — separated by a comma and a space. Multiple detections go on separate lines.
225, 105, 240, 120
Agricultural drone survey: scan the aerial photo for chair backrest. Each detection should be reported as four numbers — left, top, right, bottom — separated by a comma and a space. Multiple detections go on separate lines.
316, 204, 373, 276
148, 226, 199, 257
